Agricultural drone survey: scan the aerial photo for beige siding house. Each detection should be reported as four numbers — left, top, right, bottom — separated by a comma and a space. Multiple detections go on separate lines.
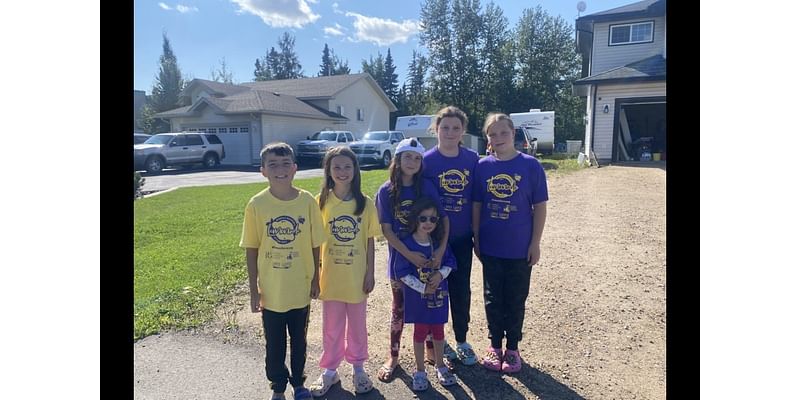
155, 74, 396, 165
573, 0, 666, 163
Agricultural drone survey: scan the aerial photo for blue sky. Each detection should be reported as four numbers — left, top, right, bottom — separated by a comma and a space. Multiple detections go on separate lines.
134, 0, 635, 94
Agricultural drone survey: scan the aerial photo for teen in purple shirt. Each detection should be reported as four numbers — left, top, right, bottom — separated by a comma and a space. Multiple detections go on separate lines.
472, 113, 548, 374
422, 105, 480, 366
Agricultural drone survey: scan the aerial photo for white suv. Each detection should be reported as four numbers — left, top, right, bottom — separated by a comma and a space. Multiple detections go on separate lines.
349, 131, 405, 168
134, 132, 226, 173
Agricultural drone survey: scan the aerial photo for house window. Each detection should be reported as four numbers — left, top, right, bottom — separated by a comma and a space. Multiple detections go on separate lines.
609, 21, 653, 45
336, 105, 344, 116
218, 128, 227, 133
187, 128, 198, 132
240, 127, 249, 133
228, 127, 238, 133
206, 128, 217, 134
357, 108, 364, 121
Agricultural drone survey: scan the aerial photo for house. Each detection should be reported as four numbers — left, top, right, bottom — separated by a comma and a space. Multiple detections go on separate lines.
154, 73, 397, 165
133, 90, 147, 133
573, 0, 666, 163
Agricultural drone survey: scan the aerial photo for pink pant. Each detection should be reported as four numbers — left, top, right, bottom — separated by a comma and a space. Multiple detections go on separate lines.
319, 300, 369, 369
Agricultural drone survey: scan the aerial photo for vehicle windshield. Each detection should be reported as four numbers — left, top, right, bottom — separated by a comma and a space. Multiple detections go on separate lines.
515, 128, 526, 142
310, 132, 338, 141
144, 135, 174, 145
362, 132, 389, 141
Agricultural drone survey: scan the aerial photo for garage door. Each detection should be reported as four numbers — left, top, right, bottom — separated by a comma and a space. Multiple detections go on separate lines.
189, 127, 252, 165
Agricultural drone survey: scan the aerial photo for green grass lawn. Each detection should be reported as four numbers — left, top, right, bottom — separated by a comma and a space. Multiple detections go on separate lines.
134, 157, 583, 339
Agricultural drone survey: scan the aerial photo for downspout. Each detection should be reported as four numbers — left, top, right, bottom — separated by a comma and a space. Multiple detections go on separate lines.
590, 85, 598, 164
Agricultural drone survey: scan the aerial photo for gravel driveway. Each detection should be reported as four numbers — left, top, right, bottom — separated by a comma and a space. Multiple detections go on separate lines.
134, 164, 666, 400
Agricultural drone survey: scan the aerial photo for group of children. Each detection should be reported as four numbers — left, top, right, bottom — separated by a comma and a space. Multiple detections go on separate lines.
239, 107, 549, 399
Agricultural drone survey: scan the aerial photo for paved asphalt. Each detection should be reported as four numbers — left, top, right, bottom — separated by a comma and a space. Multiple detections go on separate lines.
139, 166, 325, 194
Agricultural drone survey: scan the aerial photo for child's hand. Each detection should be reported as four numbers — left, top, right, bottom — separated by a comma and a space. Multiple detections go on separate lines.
363, 274, 375, 294
426, 271, 442, 292
527, 242, 541, 267
407, 252, 429, 269
428, 255, 442, 270
250, 292, 262, 313
310, 276, 320, 299
424, 281, 437, 295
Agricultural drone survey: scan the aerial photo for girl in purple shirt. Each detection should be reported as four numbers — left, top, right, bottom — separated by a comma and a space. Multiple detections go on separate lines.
393, 197, 458, 391
472, 113, 548, 374
375, 138, 449, 382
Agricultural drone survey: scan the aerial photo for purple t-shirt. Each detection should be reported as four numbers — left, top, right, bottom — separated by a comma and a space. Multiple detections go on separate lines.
472, 152, 548, 259
375, 179, 445, 278
394, 236, 456, 324
423, 146, 480, 241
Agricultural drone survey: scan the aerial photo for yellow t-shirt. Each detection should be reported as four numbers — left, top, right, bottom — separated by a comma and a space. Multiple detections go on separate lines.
316, 193, 382, 303
239, 187, 326, 312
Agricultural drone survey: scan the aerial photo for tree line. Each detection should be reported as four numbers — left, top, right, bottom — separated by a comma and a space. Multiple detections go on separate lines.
138, 0, 585, 142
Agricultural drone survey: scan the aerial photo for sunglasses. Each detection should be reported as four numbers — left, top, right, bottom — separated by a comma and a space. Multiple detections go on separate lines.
417, 215, 439, 223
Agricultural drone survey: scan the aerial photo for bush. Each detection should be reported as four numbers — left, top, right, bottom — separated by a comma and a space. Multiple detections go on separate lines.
134, 172, 145, 199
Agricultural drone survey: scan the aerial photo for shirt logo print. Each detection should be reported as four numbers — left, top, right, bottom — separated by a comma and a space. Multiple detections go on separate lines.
439, 169, 469, 194
267, 215, 303, 245
330, 215, 360, 242
486, 174, 520, 199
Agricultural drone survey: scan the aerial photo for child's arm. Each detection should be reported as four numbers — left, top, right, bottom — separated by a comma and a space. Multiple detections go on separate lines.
363, 238, 376, 294
423, 266, 451, 293
472, 202, 482, 259
246, 248, 261, 313
381, 223, 428, 268
400, 274, 427, 295
311, 246, 321, 299
528, 202, 547, 266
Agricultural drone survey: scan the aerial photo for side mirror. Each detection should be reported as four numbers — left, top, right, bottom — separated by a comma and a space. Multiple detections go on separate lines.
391, 139, 398, 144
169, 142, 177, 147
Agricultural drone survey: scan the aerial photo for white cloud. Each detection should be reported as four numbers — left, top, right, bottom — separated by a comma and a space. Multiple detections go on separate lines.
158, 3, 171, 10
345, 12, 418, 46
307, 0, 318, 3
230, 0, 320, 28
176, 4, 199, 13
332, 2, 343, 15
324, 26, 345, 36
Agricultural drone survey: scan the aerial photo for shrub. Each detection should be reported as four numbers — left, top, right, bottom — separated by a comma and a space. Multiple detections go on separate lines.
134, 172, 145, 199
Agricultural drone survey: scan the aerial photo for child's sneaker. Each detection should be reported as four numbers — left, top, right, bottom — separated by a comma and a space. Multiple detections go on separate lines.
412, 371, 429, 391
292, 386, 313, 400
436, 366, 457, 386
481, 347, 503, 371
309, 371, 340, 397
455, 342, 478, 366
501, 349, 522, 373
443, 341, 458, 361
352, 370, 374, 394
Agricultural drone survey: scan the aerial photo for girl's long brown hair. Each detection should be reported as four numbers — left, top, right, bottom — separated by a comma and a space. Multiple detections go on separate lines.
388, 149, 423, 216
318, 146, 366, 215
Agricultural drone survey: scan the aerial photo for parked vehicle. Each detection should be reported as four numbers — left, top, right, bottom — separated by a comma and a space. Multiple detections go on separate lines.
134, 133, 152, 144
349, 130, 405, 168
515, 127, 538, 156
509, 109, 555, 154
296, 130, 356, 166
134, 132, 226, 173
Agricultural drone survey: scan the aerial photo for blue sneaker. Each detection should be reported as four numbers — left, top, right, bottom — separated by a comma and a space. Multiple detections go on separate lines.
293, 386, 313, 400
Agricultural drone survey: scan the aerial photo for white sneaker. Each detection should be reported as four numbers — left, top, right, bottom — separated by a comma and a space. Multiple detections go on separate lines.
352, 370, 374, 394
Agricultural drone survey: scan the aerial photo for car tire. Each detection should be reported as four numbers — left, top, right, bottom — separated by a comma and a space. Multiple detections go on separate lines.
382, 151, 391, 168
146, 156, 164, 173
203, 153, 219, 169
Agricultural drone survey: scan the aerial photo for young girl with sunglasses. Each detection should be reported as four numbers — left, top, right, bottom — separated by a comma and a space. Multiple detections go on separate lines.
375, 138, 450, 382
394, 197, 458, 391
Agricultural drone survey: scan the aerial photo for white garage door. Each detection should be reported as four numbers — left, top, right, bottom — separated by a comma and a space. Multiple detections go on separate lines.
190, 127, 252, 165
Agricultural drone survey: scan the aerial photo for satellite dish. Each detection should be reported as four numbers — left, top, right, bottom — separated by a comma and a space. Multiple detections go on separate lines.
577, 1, 586, 12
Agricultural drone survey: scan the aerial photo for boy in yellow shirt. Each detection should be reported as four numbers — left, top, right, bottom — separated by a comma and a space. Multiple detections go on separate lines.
240, 142, 326, 400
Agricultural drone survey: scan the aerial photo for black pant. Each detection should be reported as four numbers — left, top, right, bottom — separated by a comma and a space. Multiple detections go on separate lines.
480, 255, 533, 350
261, 306, 310, 393
447, 234, 474, 343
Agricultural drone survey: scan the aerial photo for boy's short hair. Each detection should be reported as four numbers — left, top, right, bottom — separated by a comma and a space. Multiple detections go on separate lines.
260, 142, 295, 166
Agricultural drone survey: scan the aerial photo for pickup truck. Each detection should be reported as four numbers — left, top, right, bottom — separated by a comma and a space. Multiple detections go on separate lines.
134, 132, 226, 173
296, 130, 356, 167
348, 130, 405, 168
